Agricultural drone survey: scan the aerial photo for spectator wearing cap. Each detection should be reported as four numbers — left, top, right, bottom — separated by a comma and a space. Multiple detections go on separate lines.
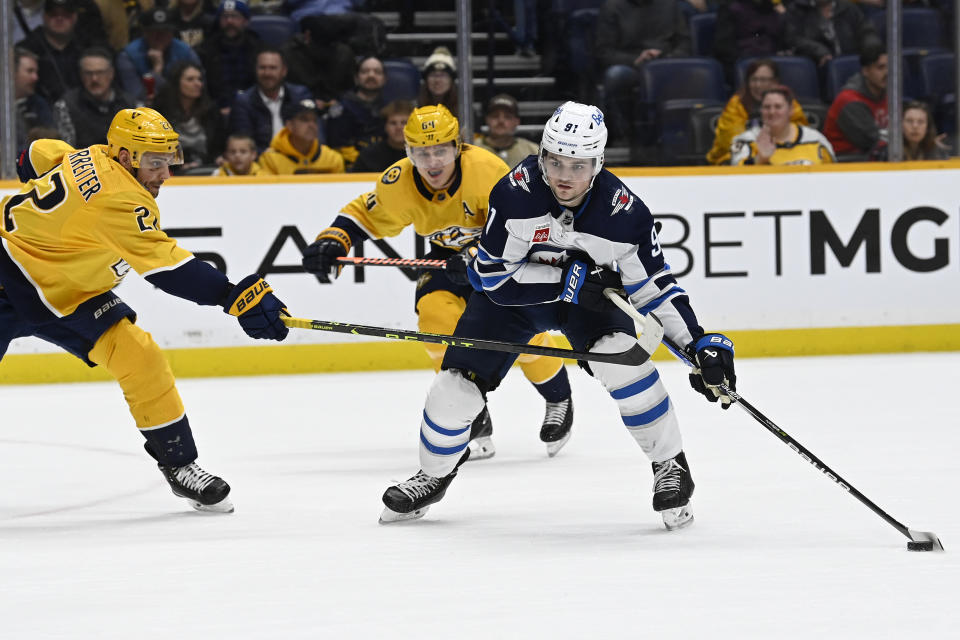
14, 48, 57, 150
417, 46, 459, 118
15, 0, 111, 102
258, 99, 346, 175
53, 47, 141, 148
116, 6, 202, 102
474, 93, 538, 168
325, 56, 389, 167
284, 15, 356, 105
348, 99, 415, 173
198, 0, 261, 113
229, 47, 313, 153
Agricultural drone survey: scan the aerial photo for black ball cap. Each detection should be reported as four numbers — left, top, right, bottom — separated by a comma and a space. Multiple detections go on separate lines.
44, 0, 78, 13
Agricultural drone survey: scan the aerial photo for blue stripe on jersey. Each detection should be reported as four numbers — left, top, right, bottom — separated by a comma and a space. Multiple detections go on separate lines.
422, 411, 470, 437
477, 270, 516, 288
637, 286, 686, 316
610, 370, 660, 399
420, 430, 468, 455
624, 276, 652, 295
622, 396, 671, 427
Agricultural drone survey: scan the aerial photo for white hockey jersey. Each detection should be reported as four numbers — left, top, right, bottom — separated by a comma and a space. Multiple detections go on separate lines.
470, 158, 704, 349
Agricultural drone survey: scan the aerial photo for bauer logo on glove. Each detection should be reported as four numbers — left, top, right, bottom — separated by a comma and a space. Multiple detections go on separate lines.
226, 278, 274, 316
222, 274, 289, 341
688, 332, 736, 409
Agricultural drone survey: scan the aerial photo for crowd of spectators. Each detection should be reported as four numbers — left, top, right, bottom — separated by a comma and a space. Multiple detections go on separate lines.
8, 0, 957, 174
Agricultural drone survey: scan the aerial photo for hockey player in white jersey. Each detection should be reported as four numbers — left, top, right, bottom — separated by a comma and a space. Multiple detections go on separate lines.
380, 101, 737, 530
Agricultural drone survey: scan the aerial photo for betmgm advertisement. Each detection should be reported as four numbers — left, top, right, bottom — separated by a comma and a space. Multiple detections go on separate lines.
2, 165, 958, 380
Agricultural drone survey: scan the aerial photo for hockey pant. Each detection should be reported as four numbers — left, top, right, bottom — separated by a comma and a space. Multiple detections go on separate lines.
417, 330, 682, 478
416, 289, 564, 383
88, 318, 198, 466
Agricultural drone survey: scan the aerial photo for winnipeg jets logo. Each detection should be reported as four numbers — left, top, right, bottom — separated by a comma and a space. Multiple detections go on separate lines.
508, 165, 531, 192
533, 250, 567, 266
610, 188, 634, 216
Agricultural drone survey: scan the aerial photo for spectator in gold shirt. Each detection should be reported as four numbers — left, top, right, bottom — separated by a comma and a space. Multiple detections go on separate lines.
258, 99, 345, 174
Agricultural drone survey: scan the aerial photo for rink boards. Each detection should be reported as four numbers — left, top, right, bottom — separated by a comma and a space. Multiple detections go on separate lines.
2, 161, 959, 382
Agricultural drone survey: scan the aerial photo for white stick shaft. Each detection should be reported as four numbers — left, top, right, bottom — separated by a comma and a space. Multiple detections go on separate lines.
603, 289, 665, 357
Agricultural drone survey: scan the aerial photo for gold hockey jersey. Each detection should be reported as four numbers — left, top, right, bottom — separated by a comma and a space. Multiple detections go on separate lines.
0, 140, 192, 316
339, 144, 510, 250
730, 125, 837, 166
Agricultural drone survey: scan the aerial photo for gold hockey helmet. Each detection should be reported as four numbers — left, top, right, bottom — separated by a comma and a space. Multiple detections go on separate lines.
403, 104, 460, 150
107, 107, 183, 168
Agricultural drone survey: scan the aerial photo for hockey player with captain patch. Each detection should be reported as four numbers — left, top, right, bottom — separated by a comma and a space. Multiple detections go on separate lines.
0, 108, 290, 513
380, 102, 737, 530
301, 104, 576, 460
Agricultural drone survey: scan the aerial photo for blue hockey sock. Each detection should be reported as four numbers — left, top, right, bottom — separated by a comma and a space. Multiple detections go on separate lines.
533, 366, 571, 403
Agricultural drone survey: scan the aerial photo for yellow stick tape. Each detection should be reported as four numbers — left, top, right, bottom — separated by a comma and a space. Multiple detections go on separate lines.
2, 324, 957, 385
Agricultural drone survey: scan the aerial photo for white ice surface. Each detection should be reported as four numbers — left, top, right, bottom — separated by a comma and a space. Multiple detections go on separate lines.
1, 353, 957, 639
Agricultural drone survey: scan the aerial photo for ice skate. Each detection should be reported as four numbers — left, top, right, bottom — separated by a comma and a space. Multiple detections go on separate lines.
466, 405, 495, 461
158, 462, 234, 513
380, 450, 470, 523
540, 396, 573, 457
651, 451, 694, 530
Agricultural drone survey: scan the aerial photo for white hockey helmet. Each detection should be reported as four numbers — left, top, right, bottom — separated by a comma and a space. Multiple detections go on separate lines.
538, 101, 607, 180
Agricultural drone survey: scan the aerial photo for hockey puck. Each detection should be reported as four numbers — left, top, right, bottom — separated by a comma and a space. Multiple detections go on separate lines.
907, 541, 935, 552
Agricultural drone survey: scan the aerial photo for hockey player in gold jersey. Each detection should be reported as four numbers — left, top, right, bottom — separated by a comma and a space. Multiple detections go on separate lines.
0, 108, 290, 513
301, 105, 575, 459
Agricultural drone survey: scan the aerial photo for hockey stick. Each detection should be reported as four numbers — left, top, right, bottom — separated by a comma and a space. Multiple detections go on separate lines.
337, 256, 447, 269
281, 316, 655, 365
604, 290, 945, 552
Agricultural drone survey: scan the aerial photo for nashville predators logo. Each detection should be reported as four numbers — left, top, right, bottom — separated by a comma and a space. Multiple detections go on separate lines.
425, 225, 482, 249
508, 165, 531, 193
610, 188, 634, 216
382, 166, 402, 184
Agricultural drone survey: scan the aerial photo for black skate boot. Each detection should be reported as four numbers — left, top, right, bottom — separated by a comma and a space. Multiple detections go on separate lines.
539, 396, 573, 457
379, 450, 471, 523
158, 462, 234, 513
466, 405, 495, 461
651, 451, 694, 530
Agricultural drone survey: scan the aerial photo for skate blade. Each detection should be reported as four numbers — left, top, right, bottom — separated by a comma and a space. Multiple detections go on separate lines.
545, 431, 572, 458
189, 496, 235, 514
379, 505, 429, 524
660, 504, 693, 531
466, 436, 495, 461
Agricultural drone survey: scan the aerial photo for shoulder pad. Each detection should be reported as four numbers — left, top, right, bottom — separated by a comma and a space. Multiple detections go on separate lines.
18, 139, 75, 182
601, 173, 639, 215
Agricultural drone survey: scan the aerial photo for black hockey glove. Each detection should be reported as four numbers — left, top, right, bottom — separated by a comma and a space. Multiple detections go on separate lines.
444, 243, 479, 286
223, 274, 289, 341
560, 256, 623, 312
688, 333, 736, 409
302, 227, 351, 283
